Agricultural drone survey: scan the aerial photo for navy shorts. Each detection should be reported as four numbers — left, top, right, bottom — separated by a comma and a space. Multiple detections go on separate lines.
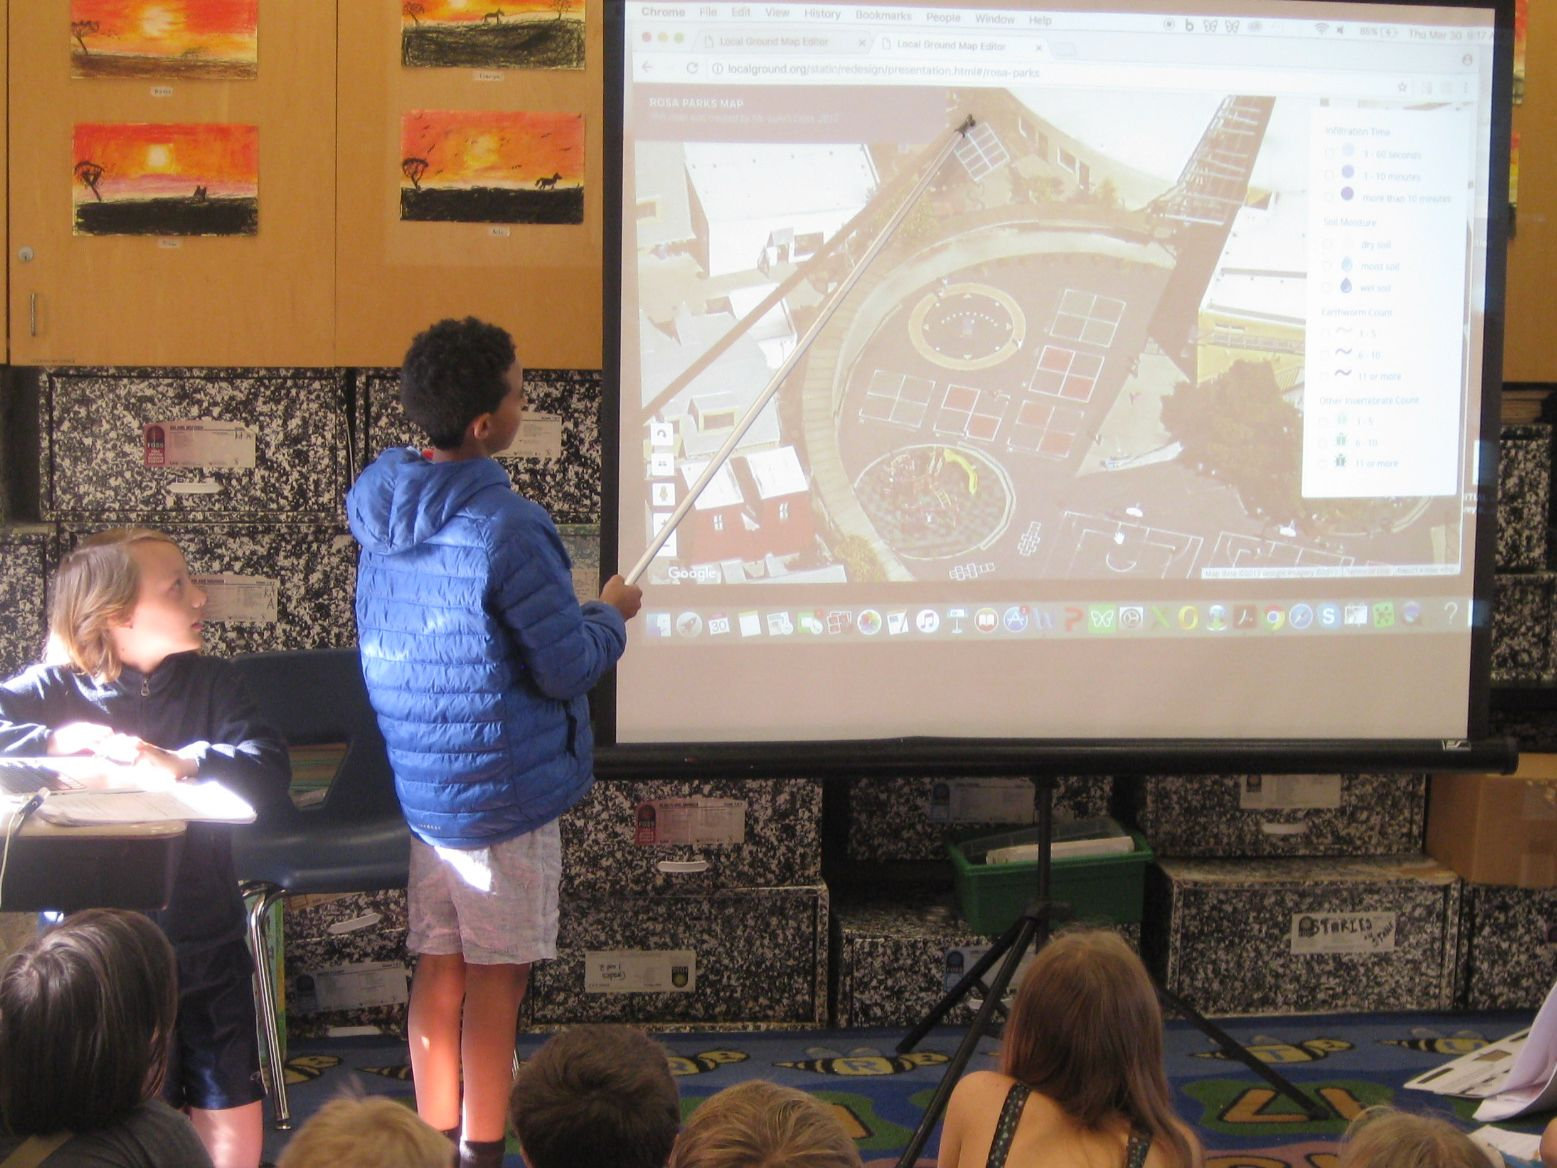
161, 937, 265, 1112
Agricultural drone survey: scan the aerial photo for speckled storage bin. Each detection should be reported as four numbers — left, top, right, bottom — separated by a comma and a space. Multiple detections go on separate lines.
57, 523, 357, 656
559, 778, 822, 895
529, 884, 827, 1027
42, 369, 350, 520
283, 890, 410, 1039
1119, 775, 1426, 858
557, 524, 601, 604
1460, 883, 1557, 1010
1145, 855, 1464, 1016
363, 368, 602, 525
831, 889, 1141, 1028
845, 776, 1111, 863
1493, 572, 1555, 683
0, 526, 49, 678
1498, 423, 1552, 572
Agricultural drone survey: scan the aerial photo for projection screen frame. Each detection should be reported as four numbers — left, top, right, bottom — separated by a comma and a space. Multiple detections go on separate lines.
598, 0, 1516, 769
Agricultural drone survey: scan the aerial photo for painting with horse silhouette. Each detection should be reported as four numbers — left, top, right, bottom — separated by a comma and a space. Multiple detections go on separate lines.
400, 109, 584, 224
401, 1, 585, 71
73, 122, 259, 236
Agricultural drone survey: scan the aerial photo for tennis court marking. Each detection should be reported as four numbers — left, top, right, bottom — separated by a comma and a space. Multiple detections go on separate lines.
859, 368, 938, 430
1049, 288, 1126, 348
1029, 344, 1103, 404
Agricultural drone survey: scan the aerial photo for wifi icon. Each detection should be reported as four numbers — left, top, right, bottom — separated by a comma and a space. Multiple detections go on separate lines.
1316, 21, 1330, 33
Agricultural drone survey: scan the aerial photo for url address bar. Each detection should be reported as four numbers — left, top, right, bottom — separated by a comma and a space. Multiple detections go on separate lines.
641, 56, 1455, 97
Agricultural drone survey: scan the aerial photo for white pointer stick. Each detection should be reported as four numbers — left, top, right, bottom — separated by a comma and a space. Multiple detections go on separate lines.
626, 116, 976, 586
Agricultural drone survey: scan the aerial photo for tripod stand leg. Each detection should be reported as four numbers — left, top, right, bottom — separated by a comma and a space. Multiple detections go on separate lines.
895, 913, 1041, 1168
1155, 981, 1329, 1121
896, 912, 1026, 1054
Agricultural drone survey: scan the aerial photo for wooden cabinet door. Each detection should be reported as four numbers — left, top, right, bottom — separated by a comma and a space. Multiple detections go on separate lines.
334, 3, 602, 368
8, 1, 335, 367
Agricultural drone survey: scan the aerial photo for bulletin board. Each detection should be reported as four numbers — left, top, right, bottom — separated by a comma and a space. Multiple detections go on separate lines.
1507, 5, 1556, 380
6, 2, 336, 367
334, 4, 603, 369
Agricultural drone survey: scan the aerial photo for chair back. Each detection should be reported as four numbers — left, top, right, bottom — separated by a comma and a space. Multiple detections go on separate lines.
230, 647, 402, 824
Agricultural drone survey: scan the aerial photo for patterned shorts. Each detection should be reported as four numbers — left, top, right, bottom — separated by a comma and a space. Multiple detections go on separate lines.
407, 820, 561, 966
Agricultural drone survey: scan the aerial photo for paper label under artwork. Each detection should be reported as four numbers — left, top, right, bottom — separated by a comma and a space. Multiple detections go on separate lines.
1239, 775, 1344, 811
584, 950, 697, 994
633, 798, 746, 846
1289, 911, 1398, 955
145, 420, 257, 469
928, 777, 1034, 825
193, 574, 278, 624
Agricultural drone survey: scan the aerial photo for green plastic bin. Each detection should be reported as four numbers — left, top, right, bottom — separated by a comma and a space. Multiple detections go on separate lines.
948, 827, 1154, 935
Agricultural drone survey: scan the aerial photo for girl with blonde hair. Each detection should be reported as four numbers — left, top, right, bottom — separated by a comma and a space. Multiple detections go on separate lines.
0, 527, 291, 1168
669, 1080, 862, 1168
936, 927, 1201, 1168
1335, 1107, 1492, 1168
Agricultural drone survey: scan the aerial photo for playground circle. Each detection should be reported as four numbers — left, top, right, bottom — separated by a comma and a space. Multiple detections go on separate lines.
909, 282, 1026, 372
852, 443, 1014, 563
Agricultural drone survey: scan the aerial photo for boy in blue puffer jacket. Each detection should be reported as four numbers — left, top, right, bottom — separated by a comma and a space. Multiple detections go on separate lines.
346, 317, 642, 1168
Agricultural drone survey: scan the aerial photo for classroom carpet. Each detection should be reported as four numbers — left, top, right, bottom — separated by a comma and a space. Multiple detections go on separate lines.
259, 1010, 1546, 1168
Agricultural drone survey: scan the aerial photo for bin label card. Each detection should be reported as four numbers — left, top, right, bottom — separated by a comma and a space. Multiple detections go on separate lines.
494, 412, 562, 460
290, 960, 409, 1014
584, 949, 697, 993
1289, 911, 1397, 955
929, 778, 1034, 824
633, 798, 746, 846
144, 420, 256, 469
193, 574, 278, 624
1240, 775, 1344, 811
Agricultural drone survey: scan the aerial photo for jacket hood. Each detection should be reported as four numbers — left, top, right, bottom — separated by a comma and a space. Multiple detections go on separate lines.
347, 448, 510, 555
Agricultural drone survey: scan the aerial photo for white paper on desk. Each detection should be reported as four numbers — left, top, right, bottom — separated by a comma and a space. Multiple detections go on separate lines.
1471, 1125, 1542, 1162
1473, 979, 1557, 1122
35, 782, 255, 826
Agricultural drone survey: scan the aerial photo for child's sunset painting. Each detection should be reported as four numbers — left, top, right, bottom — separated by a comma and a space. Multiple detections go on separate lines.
71, 0, 259, 80
400, 110, 584, 224
73, 123, 259, 236
401, 0, 584, 71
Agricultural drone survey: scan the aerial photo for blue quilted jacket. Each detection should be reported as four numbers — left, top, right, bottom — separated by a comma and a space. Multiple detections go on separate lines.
347, 448, 627, 848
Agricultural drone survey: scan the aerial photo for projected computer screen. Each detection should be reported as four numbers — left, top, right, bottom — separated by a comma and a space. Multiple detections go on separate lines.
606, 0, 1506, 745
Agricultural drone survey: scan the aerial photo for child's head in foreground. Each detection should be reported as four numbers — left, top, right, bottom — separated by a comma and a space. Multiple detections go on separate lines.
400, 316, 520, 451
48, 526, 204, 683
1336, 1107, 1490, 1168
0, 908, 177, 1135
276, 1095, 453, 1168
509, 1024, 680, 1168
1001, 926, 1194, 1168
668, 1080, 862, 1168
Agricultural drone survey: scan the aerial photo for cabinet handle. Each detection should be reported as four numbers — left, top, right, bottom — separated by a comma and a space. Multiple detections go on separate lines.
29, 293, 37, 338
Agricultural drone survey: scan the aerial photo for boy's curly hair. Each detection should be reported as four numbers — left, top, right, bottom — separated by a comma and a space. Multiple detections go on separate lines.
400, 317, 517, 449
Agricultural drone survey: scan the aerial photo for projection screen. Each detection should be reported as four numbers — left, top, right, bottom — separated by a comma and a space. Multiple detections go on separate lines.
604, 0, 1510, 747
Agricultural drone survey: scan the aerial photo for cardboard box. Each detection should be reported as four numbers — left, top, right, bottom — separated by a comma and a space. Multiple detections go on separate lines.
1460, 883, 1557, 1010
282, 890, 410, 1039
365, 369, 602, 525
0, 526, 49, 678
43, 369, 349, 521
1121, 774, 1426, 858
560, 778, 822, 895
1427, 756, 1557, 887
530, 885, 827, 1027
831, 889, 1139, 1028
1145, 855, 1464, 1016
845, 776, 1111, 863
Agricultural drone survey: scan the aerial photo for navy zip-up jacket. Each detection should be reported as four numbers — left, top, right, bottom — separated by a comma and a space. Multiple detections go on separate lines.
348, 448, 627, 848
0, 652, 290, 948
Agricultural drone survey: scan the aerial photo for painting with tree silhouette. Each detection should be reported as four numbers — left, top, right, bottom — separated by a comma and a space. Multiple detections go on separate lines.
400, 110, 584, 224
70, 0, 259, 80
401, 0, 584, 70
73, 123, 259, 236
